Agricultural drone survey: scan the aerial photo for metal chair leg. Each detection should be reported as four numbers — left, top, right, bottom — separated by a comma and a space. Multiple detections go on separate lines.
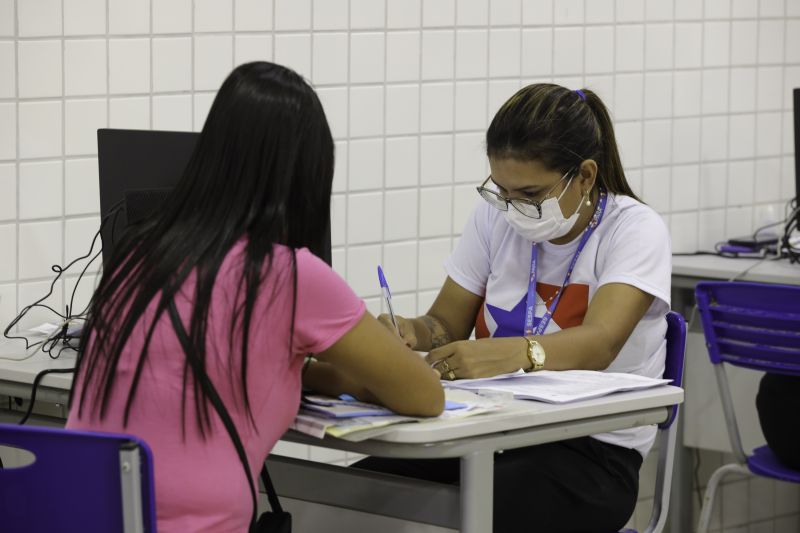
696, 463, 751, 533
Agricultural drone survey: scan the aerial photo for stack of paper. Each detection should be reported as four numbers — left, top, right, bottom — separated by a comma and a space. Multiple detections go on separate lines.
444, 370, 671, 404
290, 392, 503, 441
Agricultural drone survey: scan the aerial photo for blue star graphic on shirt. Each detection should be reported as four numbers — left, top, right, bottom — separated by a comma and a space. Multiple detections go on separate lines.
485, 294, 541, 338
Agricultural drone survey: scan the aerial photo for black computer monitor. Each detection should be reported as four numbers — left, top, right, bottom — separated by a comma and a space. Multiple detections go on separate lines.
97, 129, 198, 264
97, 128, 332, 265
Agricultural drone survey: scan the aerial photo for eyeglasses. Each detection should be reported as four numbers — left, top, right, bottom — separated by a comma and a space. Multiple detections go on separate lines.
476, 169, 575, 219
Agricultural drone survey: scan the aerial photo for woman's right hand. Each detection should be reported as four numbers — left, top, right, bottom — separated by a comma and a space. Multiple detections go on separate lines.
316, 312, 444, 417
377, 314, 418, 349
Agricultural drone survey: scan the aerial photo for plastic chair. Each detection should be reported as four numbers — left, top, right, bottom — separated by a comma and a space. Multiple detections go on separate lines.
694, 281, 800, 533
617, 311, 686, 533
0, 423, 157, 533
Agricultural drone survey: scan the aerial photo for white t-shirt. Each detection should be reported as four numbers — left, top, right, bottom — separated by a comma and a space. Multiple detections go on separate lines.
444, 193, 672, 456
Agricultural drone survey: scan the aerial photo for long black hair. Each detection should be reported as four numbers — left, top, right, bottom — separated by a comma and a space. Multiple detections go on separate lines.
486, 83, 640, 200
73, 62, 334, 434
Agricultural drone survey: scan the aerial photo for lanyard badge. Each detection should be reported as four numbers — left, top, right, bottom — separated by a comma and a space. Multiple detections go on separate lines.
524, 190, 608, 336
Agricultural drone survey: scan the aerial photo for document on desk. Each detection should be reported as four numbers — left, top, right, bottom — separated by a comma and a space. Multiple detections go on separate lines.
290, 391, 504, 441
444, 370, 671, 404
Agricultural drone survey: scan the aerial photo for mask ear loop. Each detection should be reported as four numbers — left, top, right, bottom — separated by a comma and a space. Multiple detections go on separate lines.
556, 175, 575, 202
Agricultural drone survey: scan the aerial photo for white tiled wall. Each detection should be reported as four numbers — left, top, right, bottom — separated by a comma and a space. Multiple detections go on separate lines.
1, 0, 800, 530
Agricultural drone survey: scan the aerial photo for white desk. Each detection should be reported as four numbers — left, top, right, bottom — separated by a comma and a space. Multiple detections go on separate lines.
672, 254, 800, 287
0, 343, 682, 533
0, 342, 74, 405
669, 254, 800, 533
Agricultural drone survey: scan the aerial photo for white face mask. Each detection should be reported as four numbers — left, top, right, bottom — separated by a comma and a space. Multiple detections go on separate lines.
503, 177, 585, 242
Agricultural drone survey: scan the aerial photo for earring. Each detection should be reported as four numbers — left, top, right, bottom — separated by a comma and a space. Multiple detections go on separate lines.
584, 194, 591, 207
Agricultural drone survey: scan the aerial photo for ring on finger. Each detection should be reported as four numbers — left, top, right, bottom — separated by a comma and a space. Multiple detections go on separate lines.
446, 370, 456, 380
437, 359, 451, 373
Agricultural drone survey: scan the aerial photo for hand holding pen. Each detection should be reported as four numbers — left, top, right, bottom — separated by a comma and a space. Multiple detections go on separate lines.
376, 266, 417, 348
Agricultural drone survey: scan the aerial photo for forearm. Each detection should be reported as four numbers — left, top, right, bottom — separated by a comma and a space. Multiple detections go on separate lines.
410, 315, 454, 351
302, 360, 379, 403
536, 323, 618, 371
537, 283, 653, 370
424, 325, 618, 380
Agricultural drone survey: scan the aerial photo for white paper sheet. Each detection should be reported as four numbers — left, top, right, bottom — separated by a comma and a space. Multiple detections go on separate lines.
444, 370, 671, 404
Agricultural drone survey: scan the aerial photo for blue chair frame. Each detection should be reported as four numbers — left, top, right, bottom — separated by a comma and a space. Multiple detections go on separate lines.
694, 281, 800, 533
620, 310, 687, 533
0, 423, 157, 533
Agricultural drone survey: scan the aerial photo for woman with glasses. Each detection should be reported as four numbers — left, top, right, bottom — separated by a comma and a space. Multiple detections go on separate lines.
356, 83, 671, 533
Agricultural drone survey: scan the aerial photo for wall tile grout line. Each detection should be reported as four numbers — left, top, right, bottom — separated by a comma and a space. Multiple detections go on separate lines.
380, 0, 388, 310
414, 0, 422, 315
344, 0, 352, 293
59, 0, 65, 314
9, 15, 800, 41
722, 10, 736, 238
148, 0, 153, 135
190, 0, 196, 131
745, 10, 758, 244
693, 0, 703, 252
13, 0, 19, 329
4, 149, 798, 170
6, 63, 800, 96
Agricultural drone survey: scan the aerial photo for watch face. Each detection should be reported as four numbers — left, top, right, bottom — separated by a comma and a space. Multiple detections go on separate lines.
532, 344, 546, 364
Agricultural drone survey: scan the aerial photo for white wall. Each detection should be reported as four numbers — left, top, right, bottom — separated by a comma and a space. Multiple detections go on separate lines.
1, 0, 800, 531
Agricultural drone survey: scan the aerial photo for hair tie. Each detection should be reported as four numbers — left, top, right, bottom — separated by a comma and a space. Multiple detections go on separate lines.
574, 89, 587, 102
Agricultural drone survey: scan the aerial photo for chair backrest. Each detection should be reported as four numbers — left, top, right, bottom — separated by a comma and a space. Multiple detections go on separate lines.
694, 281, 800, 376
0, 423, 157, 533
660, 311, 687, 429
632, 311, 687, 533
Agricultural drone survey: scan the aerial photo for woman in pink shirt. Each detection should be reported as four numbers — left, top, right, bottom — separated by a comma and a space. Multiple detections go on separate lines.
66, 62, 444, 532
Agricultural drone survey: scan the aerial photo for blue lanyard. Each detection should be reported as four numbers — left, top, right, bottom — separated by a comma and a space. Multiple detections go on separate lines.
524, 190, 608, 336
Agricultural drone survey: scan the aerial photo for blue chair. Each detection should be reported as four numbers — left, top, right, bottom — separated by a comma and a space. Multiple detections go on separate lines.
619, 310, 687, 533
0, 423, 157, 532
694, 281, 800, 533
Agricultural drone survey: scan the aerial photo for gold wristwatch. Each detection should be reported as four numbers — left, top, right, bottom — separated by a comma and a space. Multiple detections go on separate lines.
524, 337, 546, 372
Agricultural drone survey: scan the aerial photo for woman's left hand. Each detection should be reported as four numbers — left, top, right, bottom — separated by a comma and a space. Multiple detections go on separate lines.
425, 337, 530, 380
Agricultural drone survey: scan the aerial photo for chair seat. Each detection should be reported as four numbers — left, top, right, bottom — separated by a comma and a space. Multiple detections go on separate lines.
747, 445, 800, 483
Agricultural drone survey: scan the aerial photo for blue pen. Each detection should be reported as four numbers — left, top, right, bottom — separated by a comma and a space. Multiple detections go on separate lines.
377, 266, 399, 334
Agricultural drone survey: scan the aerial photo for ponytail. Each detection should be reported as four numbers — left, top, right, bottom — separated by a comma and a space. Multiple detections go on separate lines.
581, 89, 640, 200
486, 83, 641, 202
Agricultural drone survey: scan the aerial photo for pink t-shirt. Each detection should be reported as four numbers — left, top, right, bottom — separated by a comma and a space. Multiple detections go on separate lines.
67, 243, 365, 532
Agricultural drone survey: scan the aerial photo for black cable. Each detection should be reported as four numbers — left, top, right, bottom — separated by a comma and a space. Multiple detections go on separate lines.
750, 200, 794, 242
752, 220, 785, 239
780, 200, 800, 264
672, 251, 721, 257
71, 248, 104, 318
40, 330, 82, 360
675, 198, 799, 261
17, 368, 75, 425
3, 201, 123, 353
